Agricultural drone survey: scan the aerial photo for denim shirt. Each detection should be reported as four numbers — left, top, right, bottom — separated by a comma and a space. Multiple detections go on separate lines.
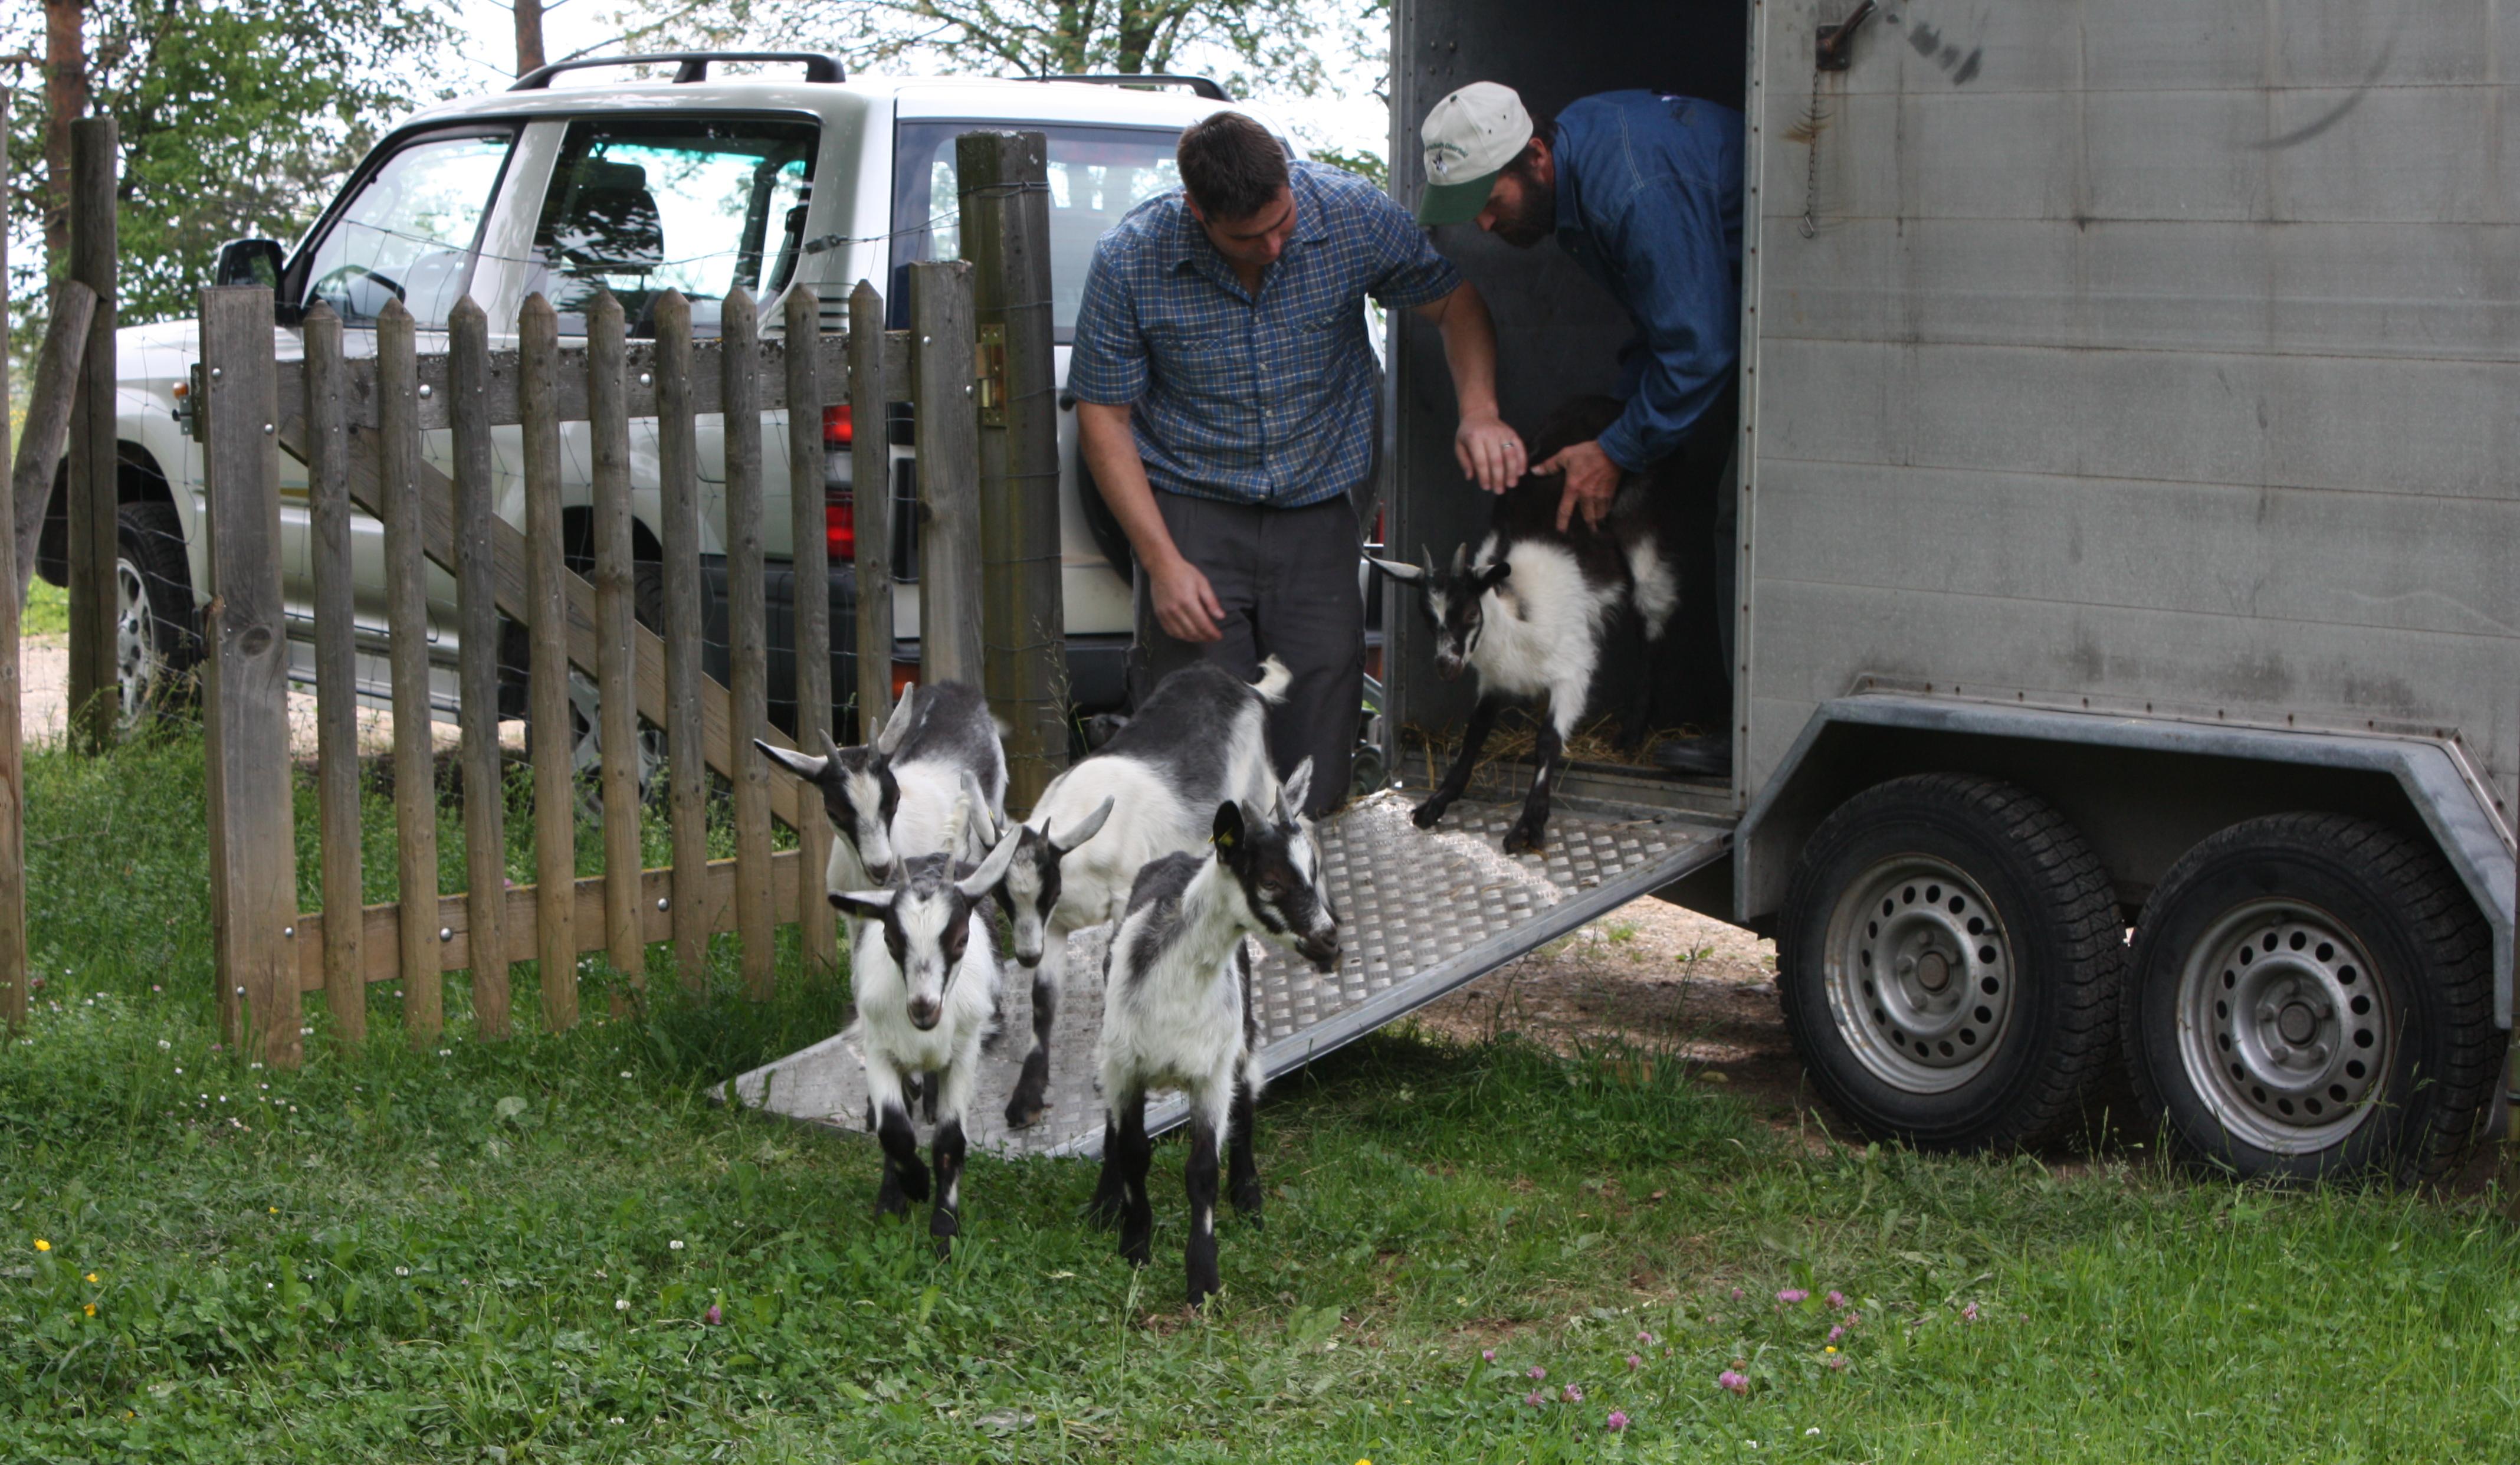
1068, 160, 1462, 507
1553, 91, 1745, 470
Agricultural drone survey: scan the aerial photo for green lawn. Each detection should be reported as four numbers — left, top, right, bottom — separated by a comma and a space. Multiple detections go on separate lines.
6, 729, 2520, 1463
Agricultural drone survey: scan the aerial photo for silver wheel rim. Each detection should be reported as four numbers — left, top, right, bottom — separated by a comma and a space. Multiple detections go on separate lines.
1822, 856, 2018, 1093
115, 555, 159, 714
2175, 898, 2389, 1153
565, 668, 664, 819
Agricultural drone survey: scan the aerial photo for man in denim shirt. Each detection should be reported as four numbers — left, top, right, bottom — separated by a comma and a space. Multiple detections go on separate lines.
1071, 111, 1525, 812
1416, 82, 1744, 774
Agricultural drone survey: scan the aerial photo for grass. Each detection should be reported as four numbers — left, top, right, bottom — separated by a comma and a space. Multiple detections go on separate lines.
8, 729, 2520, 1461
24, 576, 68, 638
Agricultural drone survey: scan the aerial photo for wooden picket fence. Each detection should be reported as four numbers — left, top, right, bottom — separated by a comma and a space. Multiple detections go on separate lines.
190, 265, 989, 1067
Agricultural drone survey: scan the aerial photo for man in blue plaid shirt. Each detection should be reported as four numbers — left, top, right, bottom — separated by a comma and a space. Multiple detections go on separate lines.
1071, 110, 1524, 814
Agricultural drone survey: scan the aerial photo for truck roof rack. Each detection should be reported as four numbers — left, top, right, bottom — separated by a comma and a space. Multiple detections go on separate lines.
1030, 73, 1229, 101
510, 51, 846, 91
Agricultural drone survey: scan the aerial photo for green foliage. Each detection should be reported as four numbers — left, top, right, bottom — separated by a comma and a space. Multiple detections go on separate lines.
22, 576, 67, 638
7, 728, 2520, 1460
5, 0, 455, 330
1305, 145, 1389, 190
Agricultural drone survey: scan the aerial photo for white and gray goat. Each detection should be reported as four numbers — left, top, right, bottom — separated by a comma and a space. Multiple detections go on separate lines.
826, 785, 1023, 1253
1372, 398, 1679, 854
756, 679, 1008, 894
977, 657, 1294, 1130
1087, 759, 1340, 1310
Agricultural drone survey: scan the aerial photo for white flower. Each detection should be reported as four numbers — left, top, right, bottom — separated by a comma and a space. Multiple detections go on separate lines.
158, 1040, 170, 1050
395, 1266, 409, 1276
669, 1240, 684, 1251
438, 1049, 452, 1057
620, 1071, 634, 1079
614, 1299, 629, 1312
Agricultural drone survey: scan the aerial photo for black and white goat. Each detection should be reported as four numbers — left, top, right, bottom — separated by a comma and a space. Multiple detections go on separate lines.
756, 680, 1008, 894
1371, 398, 1679, 854
826, 786, 1024, 1253
978, 657, 1294, 1130
1088, 759, 1340, 1309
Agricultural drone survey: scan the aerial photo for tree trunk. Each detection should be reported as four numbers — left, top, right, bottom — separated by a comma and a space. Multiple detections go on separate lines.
513, 0, 546, 76
42, 0, 87, 269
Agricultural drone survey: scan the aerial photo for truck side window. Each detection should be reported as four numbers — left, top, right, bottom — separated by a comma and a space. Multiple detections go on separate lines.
890, 122, 1182, 341
300, 131, 516, 326
529, 116, 819, 336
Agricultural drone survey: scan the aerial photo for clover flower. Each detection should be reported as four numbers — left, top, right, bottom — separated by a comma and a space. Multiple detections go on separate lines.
1961, 1302, 1980, 1323
1528, 1365, 1546, 1381
1777, 1288, 1808, 1305
1605, 1410, 1630, 1432
704, 1303, 723, 1325
1562, 1384, 1584, 1404
1827, 1325, 1844, 1343
1524, 1391, 1546, 1408
1718, 1369, 1749, 1395
1481, 1349, 1495, 1362
1827, 1290, 1848, 1309
1628, 1353, 1643, 1370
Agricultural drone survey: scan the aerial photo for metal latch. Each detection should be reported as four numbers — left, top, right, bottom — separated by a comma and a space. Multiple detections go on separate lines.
974, 322, 1007, 427
1816, 0, 1876, 70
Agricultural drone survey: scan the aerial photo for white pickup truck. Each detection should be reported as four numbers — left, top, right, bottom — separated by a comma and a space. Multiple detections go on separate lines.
67, 54, 1288, 742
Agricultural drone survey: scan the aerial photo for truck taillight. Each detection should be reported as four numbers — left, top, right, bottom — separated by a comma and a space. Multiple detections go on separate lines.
825, 493, 856, 560
822, 404, 854, 446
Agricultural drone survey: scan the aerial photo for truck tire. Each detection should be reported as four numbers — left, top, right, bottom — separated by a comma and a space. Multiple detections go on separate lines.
2121, 814, 2499, 1185
1777, 774, 2125, 1151
116, 500, 202, 720
556, 560, 668, 817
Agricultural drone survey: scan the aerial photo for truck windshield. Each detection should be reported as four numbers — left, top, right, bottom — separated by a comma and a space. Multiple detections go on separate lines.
890, 121, 1183, 342
299, 130, 515, 326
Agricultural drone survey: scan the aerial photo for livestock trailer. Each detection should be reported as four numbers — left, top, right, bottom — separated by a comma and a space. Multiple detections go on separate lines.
738, 0, 2517, 1184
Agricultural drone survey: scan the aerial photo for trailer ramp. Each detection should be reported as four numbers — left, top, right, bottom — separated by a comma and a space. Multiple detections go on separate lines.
723, 789, 1730, 1157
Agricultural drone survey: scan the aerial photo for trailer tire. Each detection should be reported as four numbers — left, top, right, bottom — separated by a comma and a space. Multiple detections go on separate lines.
2121, 814, 2499, 1186
1777, 774, 2125, 1152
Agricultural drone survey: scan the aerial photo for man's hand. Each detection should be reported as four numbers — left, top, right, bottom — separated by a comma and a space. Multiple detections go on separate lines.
1148, 553, 1225, 643
1533, 438, 1622, 531
1453, 409, 1528, 493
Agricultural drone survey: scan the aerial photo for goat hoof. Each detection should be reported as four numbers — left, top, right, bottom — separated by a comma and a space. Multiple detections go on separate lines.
1412, 800, 1448, 830
1231, 1181, 1265, 1221
874, 1189, 910, 1220
1004, 1095, 1049, 1130
895, 1168, 932, 1205
1502, 820, 1548, 855
1120, 1238, 1153, 1269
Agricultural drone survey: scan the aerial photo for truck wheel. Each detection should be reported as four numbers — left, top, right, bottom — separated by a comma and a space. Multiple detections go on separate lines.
116, 501, 202, 720
554, 560, 667, 819
2122, 814, 2498, 1185
1778, 774, 2125, 1151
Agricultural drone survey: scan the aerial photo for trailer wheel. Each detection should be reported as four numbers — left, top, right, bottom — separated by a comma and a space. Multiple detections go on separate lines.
1778, 774, 2125, 1151
2122, 814, 2498, 1185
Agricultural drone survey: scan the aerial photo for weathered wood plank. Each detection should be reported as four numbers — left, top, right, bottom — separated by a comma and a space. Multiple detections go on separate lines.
6, 280, 94, 604
588, 291, 645, 985
723, 288, 775, 999
198, 286, 302, 1066
788, 284, 837, 975
450, 297, 510, 1036
268, 330, 914, 433
521, 293, 578, 1031
911, 261, 984, 684
0, 116, 22, 1029
655, 292, 711, 988
66, 118, 117, 750
303, 302, 365, 1045
293, 850, 805, 990
847, 281, 894, 740
378, 301, 442, 1044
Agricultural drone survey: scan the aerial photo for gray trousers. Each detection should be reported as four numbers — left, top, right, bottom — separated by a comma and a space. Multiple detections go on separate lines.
1130, 491, 1361, 817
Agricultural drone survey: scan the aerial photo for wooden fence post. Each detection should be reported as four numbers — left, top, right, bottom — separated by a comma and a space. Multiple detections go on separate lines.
724, 287, 774, 998
521, 293, 577, 1030
587, 291, 645, 992
66, 117, 117, 748
910, 261, 983, 685
786, 285, 836, 976
655, 290, 711, 988
847, 281, 893, 740
959, 129, 1069, 810
303, 301, 364, 1045
8, 282, 92, 608
0, 101, 19, 1034
378, 300, 442, 1044
449, 296, 510, 1037
197, 285, 301, 1065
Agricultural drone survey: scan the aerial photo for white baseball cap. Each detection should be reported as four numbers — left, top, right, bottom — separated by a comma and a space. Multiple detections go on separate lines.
1416, 81, 1534, 225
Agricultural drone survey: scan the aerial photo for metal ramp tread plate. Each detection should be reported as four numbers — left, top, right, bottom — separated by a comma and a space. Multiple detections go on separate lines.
721, 790, 1731, 1158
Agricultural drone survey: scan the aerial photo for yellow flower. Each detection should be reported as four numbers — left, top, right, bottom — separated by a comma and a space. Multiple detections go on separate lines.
83, 1303, 96, 1316
32, 1239, 48, 1253
268, 1207, 278, 1215
1825, 1345, 1838, 1354
84, 1273, 98, 1284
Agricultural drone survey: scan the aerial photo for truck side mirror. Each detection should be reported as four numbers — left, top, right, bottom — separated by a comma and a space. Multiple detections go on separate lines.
213, 238, 285, 290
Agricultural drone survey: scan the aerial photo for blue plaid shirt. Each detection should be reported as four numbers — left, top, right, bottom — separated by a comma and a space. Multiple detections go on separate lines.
1068, 159, 1462, 507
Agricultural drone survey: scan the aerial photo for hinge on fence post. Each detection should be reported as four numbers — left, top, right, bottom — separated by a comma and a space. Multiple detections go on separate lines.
974, 322, 1008, 427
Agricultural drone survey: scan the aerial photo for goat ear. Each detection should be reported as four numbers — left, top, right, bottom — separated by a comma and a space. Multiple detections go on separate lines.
1051, 796, 1115, 856
1279, 757, 1314, 822
873, 683, 917, 757
1211, 799, 1246, 855
1366, 555, 1425, 585
957, 823, 1025, 899
828, 888, 897, 921
755, 739, 828, 782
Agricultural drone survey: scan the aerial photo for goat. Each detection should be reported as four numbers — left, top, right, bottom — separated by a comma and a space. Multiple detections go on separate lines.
756, 680, 1007, 896
1087, 759, 1340, 1309
976, 657, 1294, 1130
826, 787, 1024, 1254
1371, 397, 1679, 854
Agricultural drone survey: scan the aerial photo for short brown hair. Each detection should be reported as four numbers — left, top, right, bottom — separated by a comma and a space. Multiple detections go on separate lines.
1176, 111, 1288, 221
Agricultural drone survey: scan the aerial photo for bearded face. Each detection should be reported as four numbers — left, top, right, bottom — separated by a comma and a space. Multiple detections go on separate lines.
1482, 162, 1556, 248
